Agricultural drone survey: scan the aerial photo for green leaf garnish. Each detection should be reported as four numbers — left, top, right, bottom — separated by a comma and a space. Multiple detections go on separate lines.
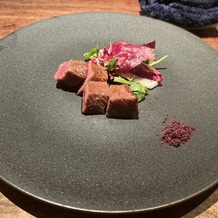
84, 46, 99, 59
105, 57, 118, 72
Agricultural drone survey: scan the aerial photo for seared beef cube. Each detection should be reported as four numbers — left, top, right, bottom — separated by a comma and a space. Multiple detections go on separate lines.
54, 60, 88, 87
106, 85, 138, 119
82, 81, 109, 115
77, 62, 108, 95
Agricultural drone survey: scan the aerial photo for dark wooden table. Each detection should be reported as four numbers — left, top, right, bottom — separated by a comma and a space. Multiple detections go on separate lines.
0, 1, 217, 217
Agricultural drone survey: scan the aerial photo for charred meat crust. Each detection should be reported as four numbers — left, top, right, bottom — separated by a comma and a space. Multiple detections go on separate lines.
54, 60, 88, 87
82, 81, 109, 115
77, 62, 108, 96
106, 85, 138, 119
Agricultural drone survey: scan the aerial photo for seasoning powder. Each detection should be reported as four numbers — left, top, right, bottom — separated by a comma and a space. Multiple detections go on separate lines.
160, 120, 196, 147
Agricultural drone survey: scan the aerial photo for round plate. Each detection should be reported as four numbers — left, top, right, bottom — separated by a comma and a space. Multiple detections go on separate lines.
0, 12, 218, 213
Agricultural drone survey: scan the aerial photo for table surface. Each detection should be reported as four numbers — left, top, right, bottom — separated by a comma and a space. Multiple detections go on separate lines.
0, 0, 217, 217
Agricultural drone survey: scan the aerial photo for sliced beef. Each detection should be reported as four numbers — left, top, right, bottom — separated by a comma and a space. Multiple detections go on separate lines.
106, 85, 138, 119
77, 61, 108, 96
82, 81, 109, 115
54, 60, 88, 87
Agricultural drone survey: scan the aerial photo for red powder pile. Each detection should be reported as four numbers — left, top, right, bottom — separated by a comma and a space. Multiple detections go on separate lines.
160, 120, 196, 147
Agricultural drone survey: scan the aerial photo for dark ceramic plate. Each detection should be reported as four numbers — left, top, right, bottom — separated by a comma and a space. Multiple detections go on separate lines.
0, 12, 218, 214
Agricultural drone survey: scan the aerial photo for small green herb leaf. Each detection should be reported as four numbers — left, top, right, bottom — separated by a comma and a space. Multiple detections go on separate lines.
105, 57, 118, 72
130, 83, 147, 102
84, 46, 99, 59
